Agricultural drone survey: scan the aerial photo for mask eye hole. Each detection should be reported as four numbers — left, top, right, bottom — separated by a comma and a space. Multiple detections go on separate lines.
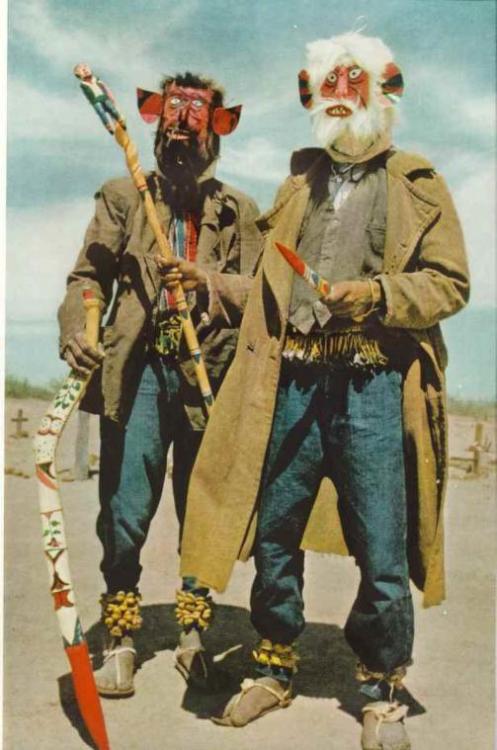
191, 98, 205, 109
348, 67, 363, 80
169, 96, 182, 107
325, 71, 337, 85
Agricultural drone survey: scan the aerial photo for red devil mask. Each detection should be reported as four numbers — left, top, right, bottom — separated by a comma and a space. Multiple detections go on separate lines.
137, 86, 242, 135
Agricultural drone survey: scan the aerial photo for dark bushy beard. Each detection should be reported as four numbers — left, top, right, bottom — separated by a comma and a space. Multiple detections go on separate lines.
155, 133, 216, 213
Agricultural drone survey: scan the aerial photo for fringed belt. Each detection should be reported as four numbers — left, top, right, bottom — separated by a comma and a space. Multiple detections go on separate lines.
282, 325, 389, 369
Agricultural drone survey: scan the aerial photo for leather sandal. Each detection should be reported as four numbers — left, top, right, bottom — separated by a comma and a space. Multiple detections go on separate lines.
361, 701, 410, 750
174, 644, 210, 689
211, 677, 292, 727
94, 637, 136, 698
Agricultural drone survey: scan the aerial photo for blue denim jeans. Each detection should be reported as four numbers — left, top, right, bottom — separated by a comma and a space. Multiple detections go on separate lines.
251, 360, 413, 674
97, 355, 202, 592
93, 97, 122, 128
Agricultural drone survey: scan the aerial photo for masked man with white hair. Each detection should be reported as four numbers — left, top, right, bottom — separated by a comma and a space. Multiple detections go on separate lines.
178, 32, 469, 748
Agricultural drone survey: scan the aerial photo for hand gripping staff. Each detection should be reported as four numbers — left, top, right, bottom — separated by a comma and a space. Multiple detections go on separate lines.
78, 68, 215, 415
33, 289, 110, 750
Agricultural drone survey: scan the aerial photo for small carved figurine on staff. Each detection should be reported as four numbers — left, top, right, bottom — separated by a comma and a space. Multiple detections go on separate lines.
73, 63, 126, 134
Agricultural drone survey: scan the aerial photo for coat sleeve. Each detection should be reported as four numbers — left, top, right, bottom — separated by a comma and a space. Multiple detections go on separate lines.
57, 180, 129, 354
201, 195, 262, 328
376, 172, 470, 330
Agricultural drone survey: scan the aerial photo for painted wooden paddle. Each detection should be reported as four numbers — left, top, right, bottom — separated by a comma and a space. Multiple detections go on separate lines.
34, 289, 110, 750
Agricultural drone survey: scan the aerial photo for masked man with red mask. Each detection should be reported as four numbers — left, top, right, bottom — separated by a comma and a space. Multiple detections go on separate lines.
179, 34, 469, 748
58, 72, 260, 698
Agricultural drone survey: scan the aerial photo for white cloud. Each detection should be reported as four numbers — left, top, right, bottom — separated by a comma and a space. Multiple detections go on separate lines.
241, 88, 297, 120
7, 198, 94, 320
451, 160, 495, 307
8, 78, 89, 141
10, 0, 197, 85
7, 75, 150, 149
219, 137, 290, 183
410, 62, 495, 141
454, 94, 495, 138
11, 0, 150, 78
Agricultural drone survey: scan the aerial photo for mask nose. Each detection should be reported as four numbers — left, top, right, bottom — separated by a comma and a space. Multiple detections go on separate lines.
335, 68, 350, 99
177, 103, 190, 125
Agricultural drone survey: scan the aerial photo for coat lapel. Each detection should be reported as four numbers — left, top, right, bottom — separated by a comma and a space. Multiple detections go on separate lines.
196, 191, 223, 270
261, 181, 311, 331
384, 170, 440, 273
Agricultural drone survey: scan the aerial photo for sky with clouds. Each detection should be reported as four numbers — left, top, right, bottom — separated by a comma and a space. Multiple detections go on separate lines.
6, 0, 496, 323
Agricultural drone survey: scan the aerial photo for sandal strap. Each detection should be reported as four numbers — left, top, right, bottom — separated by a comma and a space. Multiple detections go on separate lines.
173, 645, 208, 680
362, 701, 408, 723
103, 646, 136, 663
174, 645, 206, 656
239, 678, 292, 706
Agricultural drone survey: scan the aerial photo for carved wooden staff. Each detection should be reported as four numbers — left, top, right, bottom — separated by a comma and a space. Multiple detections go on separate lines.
79, 71, 214, 415
34, 289, 110, 750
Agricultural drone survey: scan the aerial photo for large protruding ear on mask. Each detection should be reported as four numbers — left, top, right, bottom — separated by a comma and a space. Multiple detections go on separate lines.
298, 69, 313, 109
380, 63, 404, 104
212, 105, 242, 135
137, 88, 163, 124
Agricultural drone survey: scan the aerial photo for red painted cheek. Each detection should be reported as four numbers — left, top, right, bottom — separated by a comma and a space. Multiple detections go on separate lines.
187, 108, 210, 134
353, 78, 370, 108
320, 81, 337, 99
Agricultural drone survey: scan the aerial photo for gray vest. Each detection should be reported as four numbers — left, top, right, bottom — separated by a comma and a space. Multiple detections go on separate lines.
288, 166, 387, 334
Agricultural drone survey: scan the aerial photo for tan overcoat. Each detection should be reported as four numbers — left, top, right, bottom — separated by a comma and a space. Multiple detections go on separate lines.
180, 149, 470, 607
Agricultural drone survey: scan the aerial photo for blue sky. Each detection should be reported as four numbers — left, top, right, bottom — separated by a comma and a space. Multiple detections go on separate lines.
6, 0, 496, 321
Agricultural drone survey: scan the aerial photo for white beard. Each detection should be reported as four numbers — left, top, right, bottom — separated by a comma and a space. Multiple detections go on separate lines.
310, 97, 391, 153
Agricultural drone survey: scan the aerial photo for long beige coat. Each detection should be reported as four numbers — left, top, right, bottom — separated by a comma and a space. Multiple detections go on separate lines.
180, 150, 470, 607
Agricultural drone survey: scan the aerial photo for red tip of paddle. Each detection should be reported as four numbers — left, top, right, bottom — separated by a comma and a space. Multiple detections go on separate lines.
66, 642, 110, 750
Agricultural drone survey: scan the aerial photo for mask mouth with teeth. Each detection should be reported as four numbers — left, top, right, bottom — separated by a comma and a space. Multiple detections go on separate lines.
310, 93, 390, 156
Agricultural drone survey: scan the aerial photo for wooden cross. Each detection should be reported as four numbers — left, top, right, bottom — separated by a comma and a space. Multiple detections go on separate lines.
470, 422, 484, 475
11, 408, 29, 438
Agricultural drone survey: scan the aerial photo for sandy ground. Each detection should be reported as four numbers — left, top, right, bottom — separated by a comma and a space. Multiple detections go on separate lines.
3, 398, 496, 750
